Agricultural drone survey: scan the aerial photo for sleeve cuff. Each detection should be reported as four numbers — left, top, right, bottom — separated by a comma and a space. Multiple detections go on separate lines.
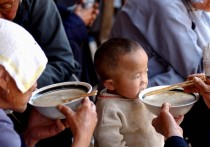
165, 136, 188, 147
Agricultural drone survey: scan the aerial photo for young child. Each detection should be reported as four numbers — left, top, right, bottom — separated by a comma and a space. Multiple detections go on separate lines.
93, 38, 164, 147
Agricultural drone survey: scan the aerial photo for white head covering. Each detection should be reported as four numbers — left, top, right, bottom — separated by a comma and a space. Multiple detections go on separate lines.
0, 18, 47, 93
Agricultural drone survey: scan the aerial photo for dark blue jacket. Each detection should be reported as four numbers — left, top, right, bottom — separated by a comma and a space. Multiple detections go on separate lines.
54, 2, 99, 86
165, 136, 188, 147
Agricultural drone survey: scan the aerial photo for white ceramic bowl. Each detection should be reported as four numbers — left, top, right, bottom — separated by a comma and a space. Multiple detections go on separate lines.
29, 81, 92, 119
139, 86, 199, 117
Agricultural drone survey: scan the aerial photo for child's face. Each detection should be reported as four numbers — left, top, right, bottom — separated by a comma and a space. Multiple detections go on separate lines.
112, 49, 148, 99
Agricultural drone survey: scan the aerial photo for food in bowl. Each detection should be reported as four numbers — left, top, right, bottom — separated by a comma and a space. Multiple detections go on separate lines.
29, 81, 92, 119
139, 86, 199, 117
32, 89, 86, 107
143, 91, 195, 106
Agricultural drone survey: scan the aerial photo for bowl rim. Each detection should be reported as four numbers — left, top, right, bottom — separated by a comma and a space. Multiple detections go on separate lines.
139, 85, 199, 107
28, 81, 92, 107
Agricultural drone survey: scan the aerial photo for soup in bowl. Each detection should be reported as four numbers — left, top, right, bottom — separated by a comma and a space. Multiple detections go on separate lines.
139, 86, 199, 117
29, 81, 92, 119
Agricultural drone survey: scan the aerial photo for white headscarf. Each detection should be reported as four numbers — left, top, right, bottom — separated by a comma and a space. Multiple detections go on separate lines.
0, 18, 47, 93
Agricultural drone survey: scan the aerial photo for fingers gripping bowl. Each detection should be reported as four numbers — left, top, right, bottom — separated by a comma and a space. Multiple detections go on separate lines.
139, 86, 199, 117
29, 82, 92, 119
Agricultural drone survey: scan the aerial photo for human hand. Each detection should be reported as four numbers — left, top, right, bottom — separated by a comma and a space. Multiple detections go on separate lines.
152, 103, 184, 139
23, 108, 66, 147
57, 97, 98, 147
184, 73, 210, 108
191, 0, 210, 11
74, 2, 99, 27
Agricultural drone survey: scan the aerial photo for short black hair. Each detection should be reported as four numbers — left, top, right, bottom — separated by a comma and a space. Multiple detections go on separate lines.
94, 37, 143, 80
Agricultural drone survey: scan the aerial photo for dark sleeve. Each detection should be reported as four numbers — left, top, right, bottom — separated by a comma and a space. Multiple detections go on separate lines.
61, 12, 88, 45
165, 136, 188, 147
20, 134, 26, 147
15, 0, 81, 88
53, 0, 88, 45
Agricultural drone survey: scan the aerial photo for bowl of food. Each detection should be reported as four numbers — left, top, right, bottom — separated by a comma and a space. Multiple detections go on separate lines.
139, 86, 199, 117
29, 81, 92, 119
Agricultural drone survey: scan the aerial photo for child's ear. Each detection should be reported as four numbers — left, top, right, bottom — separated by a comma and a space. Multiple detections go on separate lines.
103, 79, 115, 90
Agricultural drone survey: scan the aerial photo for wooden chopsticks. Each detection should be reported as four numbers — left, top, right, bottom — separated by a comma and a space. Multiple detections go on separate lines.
62, 90, 98, 103
144, 76, 206, 97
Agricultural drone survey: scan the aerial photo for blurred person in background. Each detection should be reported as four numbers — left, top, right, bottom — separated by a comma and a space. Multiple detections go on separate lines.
54, 0, 100, 87
110, 0, 210, 87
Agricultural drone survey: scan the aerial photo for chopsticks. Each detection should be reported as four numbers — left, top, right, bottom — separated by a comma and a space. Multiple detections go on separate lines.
62, 90, 98, 103
144, 76, 206, 97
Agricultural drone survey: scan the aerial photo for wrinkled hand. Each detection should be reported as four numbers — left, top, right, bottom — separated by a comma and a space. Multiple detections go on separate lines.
74, 2, 99, 27
152, 103, 184, 139
191, 0, 210, 11
57, 97, 98, 147
23, 108, 66, 147
184, 73, 210, 108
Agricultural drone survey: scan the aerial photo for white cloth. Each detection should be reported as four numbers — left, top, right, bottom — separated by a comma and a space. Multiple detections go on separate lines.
0, 18, 47, 93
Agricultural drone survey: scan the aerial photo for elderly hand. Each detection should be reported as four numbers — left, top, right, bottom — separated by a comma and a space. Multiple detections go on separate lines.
57, 97, 98, 147
184, 73, 210, 108
152, 103, 184, 139
191, 0, 210, 11
23, 108, 66, 147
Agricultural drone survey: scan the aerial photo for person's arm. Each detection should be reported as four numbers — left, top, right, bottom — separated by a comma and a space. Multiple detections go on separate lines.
164, 136, 188, 147
14, 0, 80, 88
22, 109, 66, 147
152, 103, 188, 147
57, 97, 98, 147
22, 97, 97, 147
60, 11, 88, 45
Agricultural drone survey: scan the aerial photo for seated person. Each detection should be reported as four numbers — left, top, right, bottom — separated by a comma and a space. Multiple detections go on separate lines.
0, 18, 97, 147
0, 0, 81, 146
